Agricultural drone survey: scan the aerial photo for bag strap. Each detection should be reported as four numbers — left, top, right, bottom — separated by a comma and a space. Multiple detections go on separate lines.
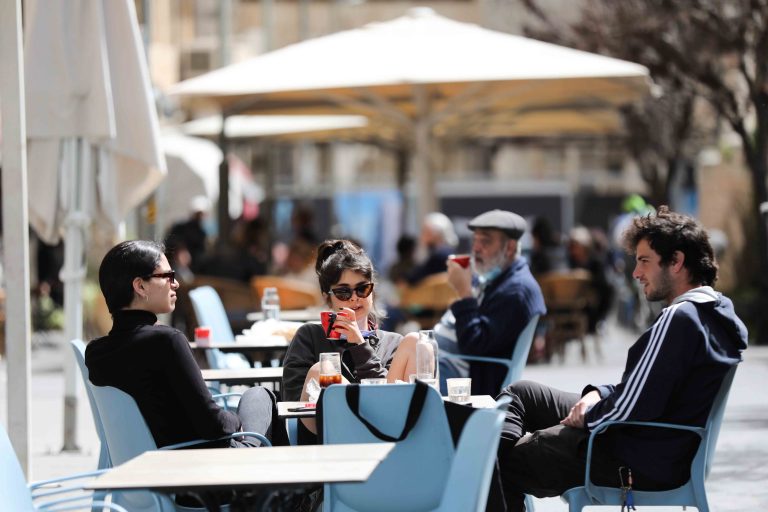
345, 381, 428, 442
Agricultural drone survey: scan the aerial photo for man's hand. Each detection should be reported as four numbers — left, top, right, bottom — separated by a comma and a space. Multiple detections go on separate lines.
446, 259, 473, 298
560, 390, 601, 428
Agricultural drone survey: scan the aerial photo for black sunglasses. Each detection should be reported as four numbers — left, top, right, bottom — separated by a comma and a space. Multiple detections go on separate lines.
328, 282, 374, 301
144, 270, 176, 282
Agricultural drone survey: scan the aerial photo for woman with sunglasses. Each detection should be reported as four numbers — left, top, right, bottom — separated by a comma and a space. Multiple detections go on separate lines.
86, 240, 285, 455
282, 239, 418, 439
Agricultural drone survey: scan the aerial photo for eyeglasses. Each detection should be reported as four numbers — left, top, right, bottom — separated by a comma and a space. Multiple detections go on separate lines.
144, 270, 176, 283
328, 282, 374, 301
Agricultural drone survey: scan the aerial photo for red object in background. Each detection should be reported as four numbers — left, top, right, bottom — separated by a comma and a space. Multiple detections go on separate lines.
194, 326, 211, 346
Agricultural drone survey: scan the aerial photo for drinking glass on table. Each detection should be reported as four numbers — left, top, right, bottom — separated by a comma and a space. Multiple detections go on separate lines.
319, 352, 342, 388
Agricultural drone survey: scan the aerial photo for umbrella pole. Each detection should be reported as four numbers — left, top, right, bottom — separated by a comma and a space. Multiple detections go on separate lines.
0, 0, 32, 476
412, 85, 437, 224
60, 138, 88, 452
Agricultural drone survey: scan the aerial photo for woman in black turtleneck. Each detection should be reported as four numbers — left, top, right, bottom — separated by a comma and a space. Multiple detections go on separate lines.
85, 240, 282, 449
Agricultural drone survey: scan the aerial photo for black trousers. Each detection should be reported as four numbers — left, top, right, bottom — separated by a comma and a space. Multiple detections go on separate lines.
495, 381, 623, 512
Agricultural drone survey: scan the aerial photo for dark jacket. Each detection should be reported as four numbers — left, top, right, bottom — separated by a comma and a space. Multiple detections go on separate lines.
451, 258, 546, 395
85, 310, 240, 448
282, 323, 402, 402
584, 287, 748, 488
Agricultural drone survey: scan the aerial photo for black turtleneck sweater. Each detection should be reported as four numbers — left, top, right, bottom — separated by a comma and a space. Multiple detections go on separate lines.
85, 309, 240, 447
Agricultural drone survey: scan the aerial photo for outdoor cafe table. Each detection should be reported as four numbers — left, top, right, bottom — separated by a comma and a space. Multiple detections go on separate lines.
278, 394, 498, 418
87, 443, 395, 511
201, 367, 283, 385
189, 340, 289, 353
246, 308, 323, 324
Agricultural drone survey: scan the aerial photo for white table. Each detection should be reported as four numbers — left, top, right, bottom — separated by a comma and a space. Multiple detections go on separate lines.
246, 308, 323, 324
189, 340, 288, 352
277, 395, 497, 418
87, 443, 394, 508
201, 367, 283, 385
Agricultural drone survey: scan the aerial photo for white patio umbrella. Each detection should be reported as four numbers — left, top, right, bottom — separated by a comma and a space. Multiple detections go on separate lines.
170, 7, 650, 222
24, 0, 166, 450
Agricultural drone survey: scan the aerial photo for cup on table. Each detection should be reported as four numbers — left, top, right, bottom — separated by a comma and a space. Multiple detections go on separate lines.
361, 378, 387, 385
448, 254, 471, 268
194, 326, 211, 347
409, 373, 438, 390
446, 378, 472, 403
318, 352, 342, 388
320, 310, 349, 339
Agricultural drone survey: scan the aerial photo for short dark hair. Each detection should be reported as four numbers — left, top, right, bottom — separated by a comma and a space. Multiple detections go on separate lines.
315, 239, 382, 324
99, 240, 165, 313
621, 205, 718, 286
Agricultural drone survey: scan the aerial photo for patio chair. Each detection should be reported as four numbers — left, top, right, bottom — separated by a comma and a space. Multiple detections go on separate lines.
439, 314, 540, 395
321, 382, 455, 511
250, 275, 322, 311
433, 399, 507, 512
188, 285, 250, 370
0, 423, 126, 512
70, 339, 115, 511
561, 365, 738, 512
90, 383, 270, 512
399, 272, 459, 329
538, 270, 593, 361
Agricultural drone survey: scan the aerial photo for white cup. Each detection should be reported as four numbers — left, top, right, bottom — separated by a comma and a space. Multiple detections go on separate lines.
446, 378, 472, 403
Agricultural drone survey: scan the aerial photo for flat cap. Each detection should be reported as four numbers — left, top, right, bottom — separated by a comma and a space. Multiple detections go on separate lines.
468, 209, 527, 239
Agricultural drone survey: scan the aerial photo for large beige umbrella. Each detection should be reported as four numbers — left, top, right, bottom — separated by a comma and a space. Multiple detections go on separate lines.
170, 7, 649, 221
24, 0, 166, 450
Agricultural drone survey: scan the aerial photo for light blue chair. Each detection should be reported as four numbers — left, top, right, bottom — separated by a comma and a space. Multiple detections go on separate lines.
433, 399, 507, 512
561, 365, 738, 512
90, 383, 270, 512
440, 314, 540, 394
70, 339, 113, 511
321, 383, 455, 512
188, 285, 250, 370
0, 423, 126, 512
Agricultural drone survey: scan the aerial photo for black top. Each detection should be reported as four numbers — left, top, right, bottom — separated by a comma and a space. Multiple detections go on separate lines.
282, 323, 402, 402
85, 309, 240, 448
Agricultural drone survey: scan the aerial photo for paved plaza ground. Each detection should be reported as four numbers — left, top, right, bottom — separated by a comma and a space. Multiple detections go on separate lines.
1, 318, 766, 511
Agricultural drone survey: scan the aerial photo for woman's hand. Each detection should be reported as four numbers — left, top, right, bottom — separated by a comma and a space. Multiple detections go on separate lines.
333, 307, 365, 345
560, 390, 601, 428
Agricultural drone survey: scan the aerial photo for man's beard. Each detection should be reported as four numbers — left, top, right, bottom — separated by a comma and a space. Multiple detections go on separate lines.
645, 265, 674, 303
475, 249, 507, 277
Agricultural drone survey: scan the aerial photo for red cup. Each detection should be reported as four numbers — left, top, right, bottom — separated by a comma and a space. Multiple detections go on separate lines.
449, 254, 471, 268
194, 326, 211, 346
320, 311, 348, 339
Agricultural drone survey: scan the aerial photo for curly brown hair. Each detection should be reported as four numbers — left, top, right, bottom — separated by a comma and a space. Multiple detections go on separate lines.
621, 205, 718, 286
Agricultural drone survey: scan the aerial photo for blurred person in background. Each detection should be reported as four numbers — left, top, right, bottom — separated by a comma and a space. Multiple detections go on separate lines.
388, 234, 417, 284
529, 216, 568, 276
165, 195, 211, 274
568, 226, 615, 334
406, 212, 458, 285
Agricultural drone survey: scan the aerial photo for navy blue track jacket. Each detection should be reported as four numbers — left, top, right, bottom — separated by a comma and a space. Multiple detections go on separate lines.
583, 286, 748, 488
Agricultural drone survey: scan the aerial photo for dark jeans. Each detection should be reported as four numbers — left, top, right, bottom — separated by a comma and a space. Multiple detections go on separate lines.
496, 381, 623, 512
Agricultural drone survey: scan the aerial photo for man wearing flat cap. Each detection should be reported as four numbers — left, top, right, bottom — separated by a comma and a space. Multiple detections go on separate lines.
437, 209, 546, 396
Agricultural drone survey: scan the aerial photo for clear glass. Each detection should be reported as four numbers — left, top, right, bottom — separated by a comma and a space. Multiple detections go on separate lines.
319, 352, 342, 388
261, 286, 281, 321
447, 377, 472, 403
415, 330, 439, 391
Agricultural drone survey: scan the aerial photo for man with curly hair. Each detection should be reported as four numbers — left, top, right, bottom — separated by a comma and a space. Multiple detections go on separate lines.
496, 206, 748, 511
